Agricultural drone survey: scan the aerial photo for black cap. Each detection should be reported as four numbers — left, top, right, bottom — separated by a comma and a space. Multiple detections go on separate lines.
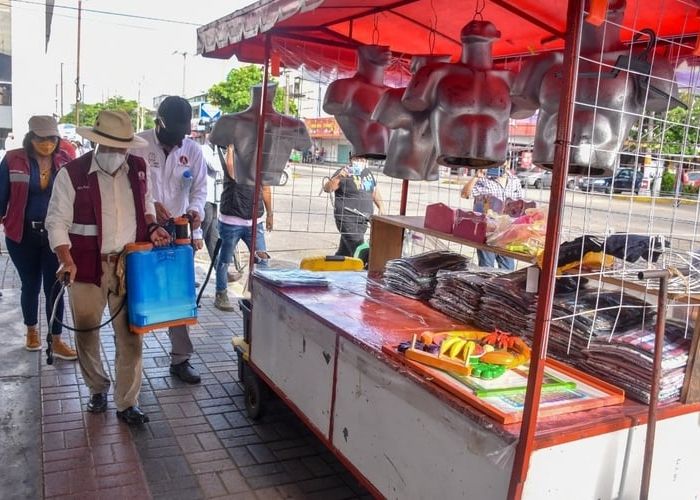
157, 96, 192, 135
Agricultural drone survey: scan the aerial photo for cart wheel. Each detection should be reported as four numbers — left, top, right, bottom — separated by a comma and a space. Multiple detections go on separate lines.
244, 373, 265, 420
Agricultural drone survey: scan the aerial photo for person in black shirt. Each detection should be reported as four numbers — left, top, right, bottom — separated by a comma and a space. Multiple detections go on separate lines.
323, 156, 384, 257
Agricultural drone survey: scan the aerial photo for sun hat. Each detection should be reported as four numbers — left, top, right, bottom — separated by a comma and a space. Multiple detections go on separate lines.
77, 110, 147, 148
157, 96, 192, 136
28, 115, 60, 138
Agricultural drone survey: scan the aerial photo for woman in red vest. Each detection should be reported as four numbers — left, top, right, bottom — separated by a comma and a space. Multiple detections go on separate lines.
0, 115, 77, 358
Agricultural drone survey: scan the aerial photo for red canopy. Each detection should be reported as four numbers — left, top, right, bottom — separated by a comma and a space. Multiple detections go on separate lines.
198, 0, 700, 80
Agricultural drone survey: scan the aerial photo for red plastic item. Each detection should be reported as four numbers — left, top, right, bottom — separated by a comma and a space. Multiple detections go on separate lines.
453, 209, 487, 243
424, 203, 455, 234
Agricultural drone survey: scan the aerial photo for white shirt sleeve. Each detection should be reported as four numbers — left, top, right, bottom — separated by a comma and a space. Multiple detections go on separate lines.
46, 168, 76, 250
144, 165, 156, 217
187, 144, 208, 217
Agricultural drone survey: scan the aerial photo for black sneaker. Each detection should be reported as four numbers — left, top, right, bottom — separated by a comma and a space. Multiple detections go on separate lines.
116, 406, 150, 425
86, 393, 108, 413
170, 360, 201, 384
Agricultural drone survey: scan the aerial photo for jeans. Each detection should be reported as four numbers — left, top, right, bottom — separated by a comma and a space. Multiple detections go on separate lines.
334, 215, 368, 258
216, 221, 267, 292
5, 227, 64, 334
477, 249, 515, 270
202, 202, 220, 262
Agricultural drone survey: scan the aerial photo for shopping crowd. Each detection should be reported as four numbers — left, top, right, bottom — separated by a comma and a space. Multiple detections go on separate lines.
0, 97, 272, 425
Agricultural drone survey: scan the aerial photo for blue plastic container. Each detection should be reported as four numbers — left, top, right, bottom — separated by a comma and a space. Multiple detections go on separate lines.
125, 243, 197, 333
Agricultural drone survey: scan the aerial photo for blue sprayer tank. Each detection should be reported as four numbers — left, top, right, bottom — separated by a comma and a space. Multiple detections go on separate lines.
125, 242, 197, 334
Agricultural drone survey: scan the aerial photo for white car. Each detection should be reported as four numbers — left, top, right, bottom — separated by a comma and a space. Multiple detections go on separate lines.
517, 169, 577, 189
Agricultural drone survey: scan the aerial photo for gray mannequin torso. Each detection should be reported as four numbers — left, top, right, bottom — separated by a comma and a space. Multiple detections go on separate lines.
323, 45, 391, 159
372, 54, 451, 181
209, 84, 311, 186
511, 0, 680, 176
402, 21, 513, 168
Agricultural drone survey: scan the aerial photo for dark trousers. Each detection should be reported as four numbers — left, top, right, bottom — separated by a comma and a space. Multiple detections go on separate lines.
202, 201, 220, 262
5, 226, 64, 334
334, 216, 368, 257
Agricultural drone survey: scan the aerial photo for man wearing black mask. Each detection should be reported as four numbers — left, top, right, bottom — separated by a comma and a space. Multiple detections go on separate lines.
131, 96, 207, 384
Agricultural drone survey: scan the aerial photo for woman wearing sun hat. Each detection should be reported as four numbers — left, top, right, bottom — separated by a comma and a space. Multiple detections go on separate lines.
46, 110, 170, 425
0, 115, 77, 358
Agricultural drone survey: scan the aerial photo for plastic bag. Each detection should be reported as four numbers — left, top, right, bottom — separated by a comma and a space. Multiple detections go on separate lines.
486, 208, 547, 256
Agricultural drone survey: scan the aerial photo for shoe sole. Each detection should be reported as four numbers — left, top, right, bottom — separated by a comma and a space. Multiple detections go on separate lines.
87, 406, 107, 413
116, 413, 150, 424
214, 305, 236, 312
52, 353, 78, 360
25, 346, 42, 351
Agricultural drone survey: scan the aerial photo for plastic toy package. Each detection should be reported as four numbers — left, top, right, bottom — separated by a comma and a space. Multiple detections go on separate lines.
486, 207, 548, 256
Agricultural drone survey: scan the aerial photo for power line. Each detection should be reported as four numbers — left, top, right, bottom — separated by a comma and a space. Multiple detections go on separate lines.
8, 0, 204, 27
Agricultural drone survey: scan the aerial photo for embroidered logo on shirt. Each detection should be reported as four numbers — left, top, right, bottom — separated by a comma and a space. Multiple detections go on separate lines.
138, 171, 146, 181
179, 155, 189, 165
148, 152, 159, 167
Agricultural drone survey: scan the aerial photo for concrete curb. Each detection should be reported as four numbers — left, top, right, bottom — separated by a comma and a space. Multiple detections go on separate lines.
611, 194, 696, 206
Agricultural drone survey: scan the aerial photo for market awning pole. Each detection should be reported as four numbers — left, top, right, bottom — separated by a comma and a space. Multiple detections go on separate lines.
248, 34, 272, 275
637, 268, 674, 500
74, 0, 82, 126
507, 0, 584, 498
399, 180, 409, 215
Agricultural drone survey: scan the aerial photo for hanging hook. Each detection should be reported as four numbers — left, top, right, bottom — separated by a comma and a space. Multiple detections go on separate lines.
372, 14, 380, 45
473, 0, 486, 21
428, 0, 437, 54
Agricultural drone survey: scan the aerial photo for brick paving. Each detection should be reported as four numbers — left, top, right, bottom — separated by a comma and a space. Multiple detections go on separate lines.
0, 253, 371, 499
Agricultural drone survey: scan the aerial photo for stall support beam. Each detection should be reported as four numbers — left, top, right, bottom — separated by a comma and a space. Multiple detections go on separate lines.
400, 180, 409, 216
247, 34, 272, 278
507, 0, 584, 498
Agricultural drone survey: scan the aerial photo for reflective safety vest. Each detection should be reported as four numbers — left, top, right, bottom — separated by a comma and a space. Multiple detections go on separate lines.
65, 152, 149, 286
3, 141, 74, 243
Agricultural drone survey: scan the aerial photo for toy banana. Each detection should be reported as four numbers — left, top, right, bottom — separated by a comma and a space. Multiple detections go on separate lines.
440, 337, 463, 356
449, 339, 467, 359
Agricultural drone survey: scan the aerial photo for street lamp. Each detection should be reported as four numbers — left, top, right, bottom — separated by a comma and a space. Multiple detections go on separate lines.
172, 50, 188, 97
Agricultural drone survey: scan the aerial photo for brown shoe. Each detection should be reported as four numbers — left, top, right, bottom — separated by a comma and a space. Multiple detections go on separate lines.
52, 336, 77, 361
25, 327, 41, 351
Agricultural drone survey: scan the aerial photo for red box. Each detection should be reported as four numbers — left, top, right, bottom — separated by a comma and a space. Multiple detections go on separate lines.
453, 210, 487, 243
424, 203, 456, 234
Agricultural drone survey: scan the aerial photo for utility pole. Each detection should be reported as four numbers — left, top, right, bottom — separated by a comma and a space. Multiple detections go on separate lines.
60, 62, 64, 117
172, 51, 188, 97
75, 0, 82, 126
54, 84, 58, 117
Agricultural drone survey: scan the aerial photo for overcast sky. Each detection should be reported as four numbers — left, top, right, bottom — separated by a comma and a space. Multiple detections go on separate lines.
10, 0, 253, 130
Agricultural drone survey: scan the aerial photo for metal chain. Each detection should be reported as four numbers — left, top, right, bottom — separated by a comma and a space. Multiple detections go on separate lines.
473, 0, 485, 20
428, 0, 437, 54
372, 14, 380, 44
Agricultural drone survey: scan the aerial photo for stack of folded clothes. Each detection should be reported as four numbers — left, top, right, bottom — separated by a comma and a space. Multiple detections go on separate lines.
577, 320, 692, 403
429, 269, 505, 326
383, 251, 470, 299
479, 269, 538, 334
546, 290, 657, 362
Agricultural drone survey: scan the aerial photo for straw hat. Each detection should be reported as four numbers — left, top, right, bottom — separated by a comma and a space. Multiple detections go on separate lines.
77, 110, 147, 148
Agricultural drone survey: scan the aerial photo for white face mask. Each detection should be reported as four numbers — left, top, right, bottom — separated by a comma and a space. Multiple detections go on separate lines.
95, 149, 126, 175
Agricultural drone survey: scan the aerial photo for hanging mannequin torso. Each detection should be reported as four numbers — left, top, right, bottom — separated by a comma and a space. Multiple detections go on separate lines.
402, 21, 512, 168
511, 0, 680, 176
323, 45, 391, 159
209, 84, 311, 186
372, 54, 451, 180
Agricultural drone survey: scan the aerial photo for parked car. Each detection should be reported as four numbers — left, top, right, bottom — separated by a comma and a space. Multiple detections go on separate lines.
578, 168, 643, 194
278, 163, 292, 186
517, 169, 577, 189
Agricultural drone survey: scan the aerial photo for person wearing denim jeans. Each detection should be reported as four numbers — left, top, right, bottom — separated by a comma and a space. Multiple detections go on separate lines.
214, 145, 272, 311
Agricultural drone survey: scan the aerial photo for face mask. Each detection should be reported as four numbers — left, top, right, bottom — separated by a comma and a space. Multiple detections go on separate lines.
351, 161, 364, 175
156, 125, 184, 148
32, 139, 57, 157
96, 150, 126, 175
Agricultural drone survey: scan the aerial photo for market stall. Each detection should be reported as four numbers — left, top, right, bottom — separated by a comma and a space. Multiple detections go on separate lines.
198, 0, 700, 498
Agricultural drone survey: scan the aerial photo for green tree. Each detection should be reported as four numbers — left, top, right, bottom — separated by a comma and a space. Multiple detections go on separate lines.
60, 96, 154, 130
629, 92, 700, 155
207, 65, 297, 115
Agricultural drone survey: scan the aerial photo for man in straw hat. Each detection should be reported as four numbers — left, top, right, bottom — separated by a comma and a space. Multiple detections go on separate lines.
46, 110, 171, 425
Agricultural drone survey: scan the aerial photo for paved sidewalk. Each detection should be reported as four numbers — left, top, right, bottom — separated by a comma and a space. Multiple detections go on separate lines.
0, 253, 370, 499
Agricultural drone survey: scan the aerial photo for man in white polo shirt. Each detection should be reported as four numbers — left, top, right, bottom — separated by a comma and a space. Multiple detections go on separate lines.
133, 96, 206, 384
